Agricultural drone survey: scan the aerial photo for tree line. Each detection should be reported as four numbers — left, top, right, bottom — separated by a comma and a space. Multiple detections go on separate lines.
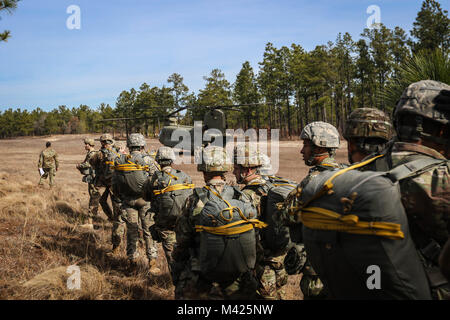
1, 0, 448, 139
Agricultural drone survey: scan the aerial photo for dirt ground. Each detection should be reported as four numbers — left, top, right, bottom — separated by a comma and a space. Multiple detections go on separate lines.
0, 133, 349, 300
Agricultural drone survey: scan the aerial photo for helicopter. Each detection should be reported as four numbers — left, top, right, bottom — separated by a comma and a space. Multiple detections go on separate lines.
97, 103, 265, 152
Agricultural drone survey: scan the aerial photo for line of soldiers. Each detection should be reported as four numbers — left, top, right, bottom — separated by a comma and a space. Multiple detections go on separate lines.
74, 79, 449, 300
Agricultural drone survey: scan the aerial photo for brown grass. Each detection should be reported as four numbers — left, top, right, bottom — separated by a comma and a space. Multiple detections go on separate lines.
0, 134, 349, 300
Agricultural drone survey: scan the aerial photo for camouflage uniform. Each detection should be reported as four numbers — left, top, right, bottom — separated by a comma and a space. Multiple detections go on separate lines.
173, 146, 259, 300
89, 134, 122, 247
343, 108, 393, 163
77, 138, 100, 218
359, 80, 450, 300
280, 122, 343, 300
143, 147, 191, 275
38, 146, 59, 187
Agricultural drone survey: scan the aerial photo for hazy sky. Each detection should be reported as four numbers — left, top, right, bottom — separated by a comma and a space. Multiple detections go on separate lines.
0, 0, 444, 111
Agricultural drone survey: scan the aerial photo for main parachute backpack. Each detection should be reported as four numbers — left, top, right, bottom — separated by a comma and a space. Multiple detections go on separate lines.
194, 186, 266, 283
112, 153, 149, 198
151, 169, 194, 227
292, 156, 434, 299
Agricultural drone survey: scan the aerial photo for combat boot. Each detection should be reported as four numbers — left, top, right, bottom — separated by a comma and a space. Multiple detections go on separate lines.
148, 259, 161, 276
106, 244, 120, 257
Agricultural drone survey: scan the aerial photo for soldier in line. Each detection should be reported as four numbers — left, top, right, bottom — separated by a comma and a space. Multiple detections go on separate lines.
343, 108, 393, 164
359, 80, 450, 300
76, 138, 100, 226
143, 147, 194, 280
38, 141, 59, 188
172, 146, 261, 300
280, 121, 344, 300
232, 146, 289, 300
89, 134, 123, 252
112, 133, 160, 274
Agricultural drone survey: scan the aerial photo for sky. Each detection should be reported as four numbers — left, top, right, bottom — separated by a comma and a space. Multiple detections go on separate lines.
0, 0, 445, 112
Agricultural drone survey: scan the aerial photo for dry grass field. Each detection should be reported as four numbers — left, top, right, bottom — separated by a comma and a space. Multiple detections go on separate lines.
0, 133, 348, 300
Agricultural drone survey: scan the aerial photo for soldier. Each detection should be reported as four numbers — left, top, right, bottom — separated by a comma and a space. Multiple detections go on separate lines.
172, 146, 262, 300
281, 121, 344, 299
359, 80, 450, 300
143, 147, 194, 279
343, 108, 394, 164
232, 146, 289, 300
76, 138, 100, 225
38, 141, 59, 187
112, 133, 160, 274
89, 134, 123, 251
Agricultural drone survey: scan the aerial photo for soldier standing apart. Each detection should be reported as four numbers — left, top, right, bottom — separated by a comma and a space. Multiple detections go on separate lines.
76, 138, 100, 225
143, 147, 194, 279
232, 146, 289, 300
89, 134, 122, 250
359, 80, 450, 300
343, 108, 393, 164
172, 146, 263, 300
38, 141, 59, 188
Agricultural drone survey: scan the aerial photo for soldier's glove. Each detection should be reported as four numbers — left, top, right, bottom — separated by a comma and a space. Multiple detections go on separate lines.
284, 243, 307, 275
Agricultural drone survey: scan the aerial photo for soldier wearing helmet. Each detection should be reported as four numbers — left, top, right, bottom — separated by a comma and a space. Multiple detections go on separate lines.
143, 146, 192, 277
232, 145, 290, 300
172, 146, 259, 299
360, 80, 450, 300
89, 133, 122, 251
344, 108, 393, 164
76, 138, 100, 226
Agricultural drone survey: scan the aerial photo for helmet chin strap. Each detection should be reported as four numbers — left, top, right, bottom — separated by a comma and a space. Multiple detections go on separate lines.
306, 146, 329, 166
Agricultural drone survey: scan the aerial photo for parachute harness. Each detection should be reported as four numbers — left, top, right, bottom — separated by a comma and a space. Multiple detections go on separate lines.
152, 170, 194, 196
289, 154, 405, 240
195, 185, 267, 235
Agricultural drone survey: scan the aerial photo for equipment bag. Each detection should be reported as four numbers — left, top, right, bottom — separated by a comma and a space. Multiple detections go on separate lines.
295, 156, 433, 300
195, 185, 266, 283
152, 169, 194, 228
112, 153, 149, 198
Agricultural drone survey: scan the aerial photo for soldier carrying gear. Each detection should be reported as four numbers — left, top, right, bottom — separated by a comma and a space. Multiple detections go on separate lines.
38, 141, 59, 188
143, 146, 193, 279
300, 121, 340, 166
344, 108, 394, 164
76, 138, 100, 226
172, 146, 262, 300
359, 80, 450, 300
112, 133, 160, 274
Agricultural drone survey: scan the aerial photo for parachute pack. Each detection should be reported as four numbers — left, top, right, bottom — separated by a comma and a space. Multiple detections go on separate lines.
112, 153, 149, 198
151, 169, 194, 228
194, 185, 266, 283
294, 156, 438, 299
95, 147, 120, 186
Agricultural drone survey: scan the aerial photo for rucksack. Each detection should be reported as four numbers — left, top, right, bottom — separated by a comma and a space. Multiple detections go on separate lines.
297, 156, 434, 299
194, 185, 265, 283
259, 176, 297, 255
95, 148, 119, 186
112, 153, 149, 198
151, 169, 194, 228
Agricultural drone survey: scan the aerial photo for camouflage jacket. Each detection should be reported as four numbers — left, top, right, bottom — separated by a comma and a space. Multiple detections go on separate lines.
361, 141, 450, 250
89, 147, 120, 187
172, 179, 251, 280
38, 148, 59, 169
78, 150, 96, 171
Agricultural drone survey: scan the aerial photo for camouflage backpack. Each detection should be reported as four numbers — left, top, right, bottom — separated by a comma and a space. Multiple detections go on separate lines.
112, 152, 150, 198
95, 147, 119, 185
294, 156, 438, 299
194, 185, 265, 283
151, 169, 194, 228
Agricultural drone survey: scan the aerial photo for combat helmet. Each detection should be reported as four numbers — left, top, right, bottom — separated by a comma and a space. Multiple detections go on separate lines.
127, 133, 146, 148
233, 144, 264, 168
393, 80, 450, 145
99, 133, 114, 144
83, 138, 95, 146
197, 146, 233, 172
300, 121, 340, 149
155, 146, 176, 162
258, 152, 273, 175
344, 108, 393, 155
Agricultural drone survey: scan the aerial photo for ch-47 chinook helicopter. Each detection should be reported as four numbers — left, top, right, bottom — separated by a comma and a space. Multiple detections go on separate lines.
97, 103, 264, 152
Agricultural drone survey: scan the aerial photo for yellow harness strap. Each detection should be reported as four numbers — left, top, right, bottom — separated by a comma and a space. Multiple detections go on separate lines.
113, 160, 149, 172
153, 183, 195, 195
195, 219, 267, 235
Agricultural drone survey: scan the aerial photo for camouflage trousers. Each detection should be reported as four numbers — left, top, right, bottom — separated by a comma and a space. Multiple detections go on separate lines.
152, 226, 176, 270
256, 254, 288, 300
175, 266, 258, 300
38, 167, 56, 186
300, 261, 328, 300
120, 199, 158, 261
87, 183, 100, 217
